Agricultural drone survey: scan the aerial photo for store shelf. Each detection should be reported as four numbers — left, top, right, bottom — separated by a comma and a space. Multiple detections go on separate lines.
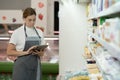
88, 32, 120, 61
87, 1, 120, 80
0, 35, 59, 41
88, 2, 120, 19
0, 37, 10, 41
45, 35, 59, 40
87, 45, 107, 80
45, 35, 59, 38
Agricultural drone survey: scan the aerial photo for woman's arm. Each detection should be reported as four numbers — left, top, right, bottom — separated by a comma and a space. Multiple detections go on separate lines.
7, 43, 28, 56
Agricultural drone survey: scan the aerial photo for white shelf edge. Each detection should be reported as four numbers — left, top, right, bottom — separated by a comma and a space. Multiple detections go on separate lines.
87, 45, 107, 80
88, 32, 120, 61
0, 36, 59, 41
88, 2, 120, 19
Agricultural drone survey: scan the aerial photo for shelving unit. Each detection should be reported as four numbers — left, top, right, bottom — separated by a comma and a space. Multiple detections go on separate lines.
88, 32, 120, 61
87, 1, 120, 80
88, 2, 120, 19
87, 45, 107, 80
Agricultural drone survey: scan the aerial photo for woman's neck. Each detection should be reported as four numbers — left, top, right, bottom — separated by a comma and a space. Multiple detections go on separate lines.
24, 24, 34, 28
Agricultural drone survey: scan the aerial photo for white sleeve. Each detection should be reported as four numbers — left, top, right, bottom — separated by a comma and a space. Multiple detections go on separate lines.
9, 31, 18, 45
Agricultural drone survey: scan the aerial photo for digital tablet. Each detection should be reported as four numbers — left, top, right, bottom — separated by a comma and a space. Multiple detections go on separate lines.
32, 45, 48, 51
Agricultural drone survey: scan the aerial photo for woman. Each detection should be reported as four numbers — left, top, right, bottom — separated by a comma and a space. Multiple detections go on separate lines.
7, 7, 45, 80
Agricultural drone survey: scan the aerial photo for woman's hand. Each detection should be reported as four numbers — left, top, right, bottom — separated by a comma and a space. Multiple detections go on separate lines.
27, 46, 37, 54
32, 49, 45, 56
27, 46, 45, 56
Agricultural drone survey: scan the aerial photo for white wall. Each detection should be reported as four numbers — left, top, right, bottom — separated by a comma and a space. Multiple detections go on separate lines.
59, 1, 88, 75
47, 0, 59, 35
0, 0, 48, 35
31, 0, 47, 35
47, 0, 54, 35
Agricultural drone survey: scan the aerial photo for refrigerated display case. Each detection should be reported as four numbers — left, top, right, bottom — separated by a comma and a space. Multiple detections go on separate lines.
0, 33, 59, 80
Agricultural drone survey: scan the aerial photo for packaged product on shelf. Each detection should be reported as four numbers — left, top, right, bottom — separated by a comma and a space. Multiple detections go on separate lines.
64, 70, 89, 80
89, 73, 103, 80
87, 3, 91, 18
98, 25, 104, 38
103, 0, 116, 9
97, 0, 103, 12
103, 0, 109, 10
105, 18, 120, 47
111, 18, 120, 47
108, 0, 116, 7
69, 76, 90, 80
92, 19, 98, 34
87, 68, 100, 74
87, 59, 96, 64
84, 46, 92, 59
91, 0, 98, 16
87, 64, 98, 69
103, 20, 111, 42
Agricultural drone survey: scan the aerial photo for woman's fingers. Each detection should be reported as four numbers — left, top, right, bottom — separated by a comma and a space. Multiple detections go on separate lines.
31, 49, 45, 56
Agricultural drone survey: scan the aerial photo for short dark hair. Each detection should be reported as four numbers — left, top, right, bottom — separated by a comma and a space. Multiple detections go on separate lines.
23, 7, 36, 18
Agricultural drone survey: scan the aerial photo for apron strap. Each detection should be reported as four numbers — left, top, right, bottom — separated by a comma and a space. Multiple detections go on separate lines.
34, 27, 41, 39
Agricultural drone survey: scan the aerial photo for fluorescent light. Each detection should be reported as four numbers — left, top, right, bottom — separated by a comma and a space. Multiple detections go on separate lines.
0, 37, 10, 40
44, 38, 59, 40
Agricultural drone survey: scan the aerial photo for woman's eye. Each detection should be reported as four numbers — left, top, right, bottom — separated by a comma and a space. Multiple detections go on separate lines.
28, 19, 36, 22
28, 19, 32, 22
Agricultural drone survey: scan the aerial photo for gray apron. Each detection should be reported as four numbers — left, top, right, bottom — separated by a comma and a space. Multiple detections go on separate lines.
12, 26, 42, 80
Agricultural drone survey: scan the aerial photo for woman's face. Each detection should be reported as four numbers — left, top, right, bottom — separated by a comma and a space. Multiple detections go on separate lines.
24, 15, 36, 27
